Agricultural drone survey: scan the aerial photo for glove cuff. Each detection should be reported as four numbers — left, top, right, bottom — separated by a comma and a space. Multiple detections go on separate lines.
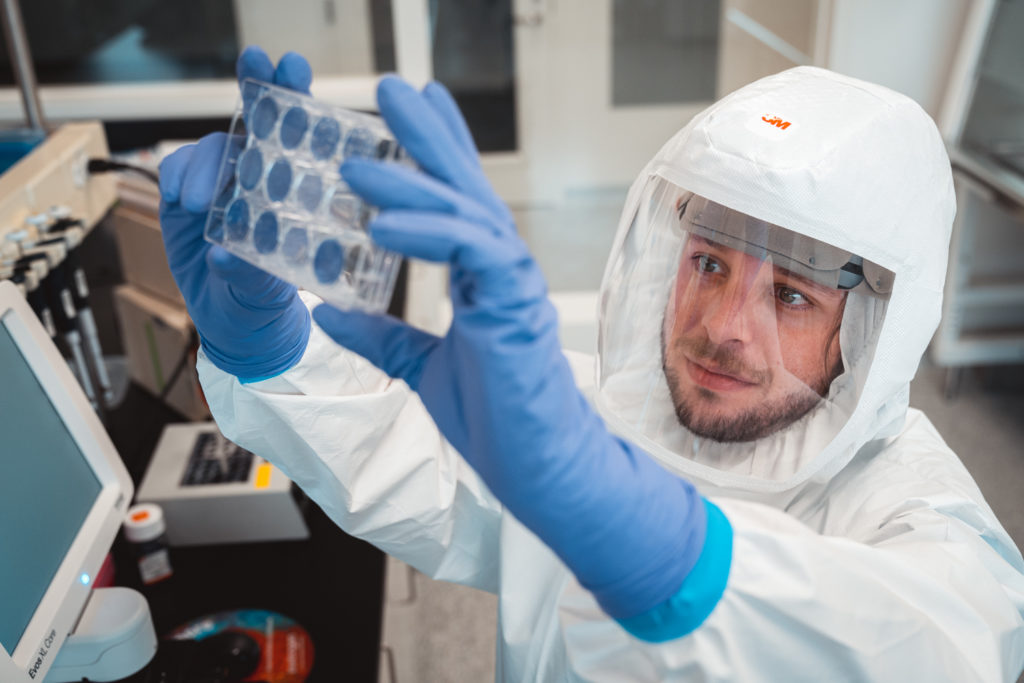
200, 297, 312, 382
615, 500, 733, 642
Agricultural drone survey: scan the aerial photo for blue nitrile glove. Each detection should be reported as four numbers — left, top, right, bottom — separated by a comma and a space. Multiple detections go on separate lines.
312, 77, 733, 640
158, 47, 313, 381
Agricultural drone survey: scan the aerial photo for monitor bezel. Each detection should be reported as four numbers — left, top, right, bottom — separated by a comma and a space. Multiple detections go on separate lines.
0, 281, 133, 683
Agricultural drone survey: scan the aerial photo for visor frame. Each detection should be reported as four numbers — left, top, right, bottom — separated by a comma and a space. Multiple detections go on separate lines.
677, 194, 894, 298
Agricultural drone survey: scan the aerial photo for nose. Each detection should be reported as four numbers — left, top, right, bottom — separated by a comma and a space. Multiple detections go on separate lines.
700, 259, 774, 345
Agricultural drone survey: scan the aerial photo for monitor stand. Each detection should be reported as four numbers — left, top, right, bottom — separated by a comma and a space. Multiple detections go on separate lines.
44, 587, 156, 683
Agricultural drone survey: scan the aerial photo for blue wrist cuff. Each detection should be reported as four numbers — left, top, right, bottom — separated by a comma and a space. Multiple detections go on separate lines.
199, 302, 312, 383
616, 499, 732, 642
235, 324, 308, 382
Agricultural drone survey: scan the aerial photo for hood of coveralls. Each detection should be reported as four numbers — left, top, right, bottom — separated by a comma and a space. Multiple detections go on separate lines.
594, 66, 955, 504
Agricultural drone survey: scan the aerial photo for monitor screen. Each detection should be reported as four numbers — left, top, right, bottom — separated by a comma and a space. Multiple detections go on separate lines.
0, 316, 102, 654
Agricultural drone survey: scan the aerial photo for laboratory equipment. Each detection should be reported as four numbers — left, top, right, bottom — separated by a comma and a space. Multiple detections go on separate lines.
0, 279, 156, 683
0, 120, 120, 411
36, 208, 116, 406
135, 422, 308, 546
5, 229, 98, 409
3, 211, 122, 411
0, 121, 118, 241
204, 79, 407, 313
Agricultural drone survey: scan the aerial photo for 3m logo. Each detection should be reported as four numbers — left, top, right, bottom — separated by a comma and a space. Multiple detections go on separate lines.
762, 115, 791, 130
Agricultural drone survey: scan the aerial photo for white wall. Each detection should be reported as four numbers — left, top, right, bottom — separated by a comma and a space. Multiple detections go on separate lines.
827, 0, 972, 119
717, 0, 974, 120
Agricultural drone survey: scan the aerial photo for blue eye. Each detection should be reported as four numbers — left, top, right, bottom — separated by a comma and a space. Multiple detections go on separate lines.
776, 286, 809, 306
695, 254, 722, 274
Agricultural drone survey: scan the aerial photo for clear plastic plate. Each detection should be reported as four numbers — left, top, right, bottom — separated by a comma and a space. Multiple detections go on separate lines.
204, 79, 406, 313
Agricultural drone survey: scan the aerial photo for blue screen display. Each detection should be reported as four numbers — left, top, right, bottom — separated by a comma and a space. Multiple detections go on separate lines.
0, 317, 101, 654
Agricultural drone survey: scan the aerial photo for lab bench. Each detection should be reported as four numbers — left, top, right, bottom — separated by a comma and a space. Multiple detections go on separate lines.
104, 383, 385, 683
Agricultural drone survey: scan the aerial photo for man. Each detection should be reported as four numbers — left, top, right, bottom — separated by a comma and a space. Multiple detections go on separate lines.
160, 47, 1024, 680
664, 194, 853, 441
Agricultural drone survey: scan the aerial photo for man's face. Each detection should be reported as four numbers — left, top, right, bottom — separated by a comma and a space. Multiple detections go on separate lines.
662, 235, 847, 442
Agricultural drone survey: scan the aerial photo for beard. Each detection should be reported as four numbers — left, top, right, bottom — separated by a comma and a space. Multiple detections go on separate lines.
661, 326, 841, 443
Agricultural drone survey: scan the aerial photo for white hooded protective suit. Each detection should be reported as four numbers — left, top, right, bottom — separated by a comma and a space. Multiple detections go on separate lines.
199, 67, 1024, 681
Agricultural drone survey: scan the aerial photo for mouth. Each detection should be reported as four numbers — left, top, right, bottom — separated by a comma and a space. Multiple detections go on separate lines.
684, 357, 760, 392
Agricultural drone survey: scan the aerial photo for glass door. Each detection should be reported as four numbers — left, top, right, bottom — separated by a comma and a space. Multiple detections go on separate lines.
0, 0, 432, 122
505, 0, 722, 202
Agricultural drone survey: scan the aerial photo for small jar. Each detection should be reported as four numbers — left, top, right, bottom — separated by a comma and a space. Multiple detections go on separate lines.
124, 503, 173, 585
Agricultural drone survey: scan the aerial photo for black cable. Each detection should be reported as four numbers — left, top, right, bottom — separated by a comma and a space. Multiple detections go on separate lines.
159, 328, 200, 403
87, 157, 159, 185
122, 328, 200, 486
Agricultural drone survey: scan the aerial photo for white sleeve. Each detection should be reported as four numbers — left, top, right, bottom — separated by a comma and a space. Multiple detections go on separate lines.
701, 496, 1024, 682
559, 445, 1024, 681
196, 293, 503, 592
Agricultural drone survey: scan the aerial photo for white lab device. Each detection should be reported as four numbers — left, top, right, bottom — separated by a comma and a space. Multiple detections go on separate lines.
137, 422, 309, 546
0, 280, 156, 682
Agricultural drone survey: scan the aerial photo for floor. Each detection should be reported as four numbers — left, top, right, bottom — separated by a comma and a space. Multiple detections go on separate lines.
378, 197, 1024, 682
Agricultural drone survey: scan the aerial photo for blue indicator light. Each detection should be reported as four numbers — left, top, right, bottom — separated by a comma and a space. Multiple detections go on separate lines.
80, 573, 90, 586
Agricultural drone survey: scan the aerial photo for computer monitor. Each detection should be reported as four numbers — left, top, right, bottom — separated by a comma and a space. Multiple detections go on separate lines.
0, 280, 134, 683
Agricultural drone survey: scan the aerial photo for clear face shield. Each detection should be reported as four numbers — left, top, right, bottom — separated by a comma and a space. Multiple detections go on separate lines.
598, 176, 894, 479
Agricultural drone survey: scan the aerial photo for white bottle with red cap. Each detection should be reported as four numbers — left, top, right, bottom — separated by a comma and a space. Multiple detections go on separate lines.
123, 503, 173, 585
